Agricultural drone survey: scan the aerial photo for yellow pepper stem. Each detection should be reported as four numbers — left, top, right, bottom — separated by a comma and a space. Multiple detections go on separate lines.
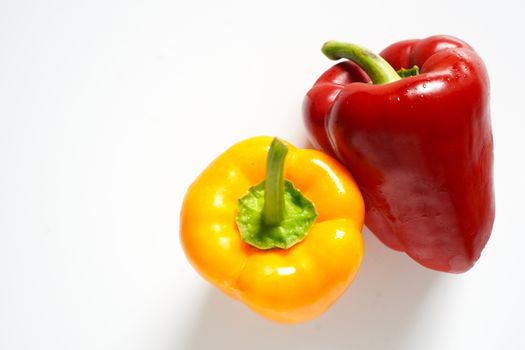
236, 138, 318, 250
263, 138, 288, 226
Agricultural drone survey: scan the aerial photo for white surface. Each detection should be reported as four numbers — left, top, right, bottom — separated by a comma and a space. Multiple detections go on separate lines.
1, 1, 524, 349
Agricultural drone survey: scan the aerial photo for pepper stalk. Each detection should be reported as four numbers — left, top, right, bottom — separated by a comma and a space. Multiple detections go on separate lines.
322, 41, 418, 84
236, 138, 318, 250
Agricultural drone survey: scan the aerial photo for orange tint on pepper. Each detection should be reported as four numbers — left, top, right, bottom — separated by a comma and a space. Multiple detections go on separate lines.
180, 136, 364, 323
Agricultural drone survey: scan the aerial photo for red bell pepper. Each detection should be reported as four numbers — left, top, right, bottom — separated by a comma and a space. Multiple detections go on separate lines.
303, 35, 495, 273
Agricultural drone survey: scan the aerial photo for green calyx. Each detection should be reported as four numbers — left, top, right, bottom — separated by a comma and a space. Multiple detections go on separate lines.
236, 138, 318, 250
397, 65, 420, 78
236, 181, 317, 249
322, 40, 419, 84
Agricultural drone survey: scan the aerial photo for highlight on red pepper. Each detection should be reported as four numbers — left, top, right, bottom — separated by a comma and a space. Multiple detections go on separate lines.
180, 137, 365, 323
303, 35, 495, 273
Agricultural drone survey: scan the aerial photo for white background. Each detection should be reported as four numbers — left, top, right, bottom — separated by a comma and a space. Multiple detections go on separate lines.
1, 0, 524, 349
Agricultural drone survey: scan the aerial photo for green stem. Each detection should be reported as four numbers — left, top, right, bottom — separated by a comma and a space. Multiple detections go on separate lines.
322, 41, 401, 84
262, 138, 288, 226
236, 138, 317, 249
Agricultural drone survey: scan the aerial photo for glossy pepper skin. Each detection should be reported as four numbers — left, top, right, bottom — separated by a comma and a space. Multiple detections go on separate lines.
303, 35, 495, 273
180, 137, 364, 323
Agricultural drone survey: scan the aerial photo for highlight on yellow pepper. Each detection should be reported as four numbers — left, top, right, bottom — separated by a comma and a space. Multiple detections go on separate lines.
180, 136, 365, 323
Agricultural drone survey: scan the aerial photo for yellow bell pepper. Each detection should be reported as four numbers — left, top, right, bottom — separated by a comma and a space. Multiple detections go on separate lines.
180, 136, 364, 323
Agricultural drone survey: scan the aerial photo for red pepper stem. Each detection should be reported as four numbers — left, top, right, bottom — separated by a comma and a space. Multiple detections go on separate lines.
322, 41, 401, 84
262, 138, 288, 226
